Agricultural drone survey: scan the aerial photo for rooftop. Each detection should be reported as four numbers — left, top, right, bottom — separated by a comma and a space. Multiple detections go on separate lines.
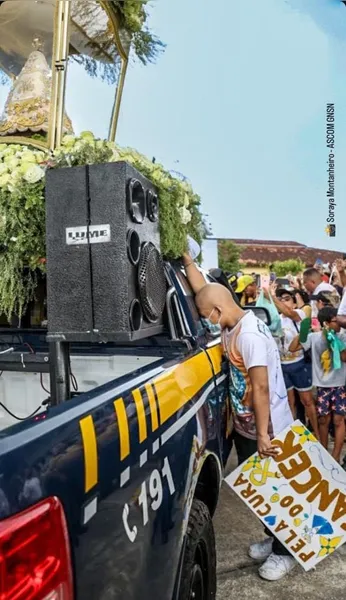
217, 238, 344, 266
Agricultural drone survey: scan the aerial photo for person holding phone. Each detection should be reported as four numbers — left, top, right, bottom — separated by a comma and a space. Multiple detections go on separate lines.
266, 286, 319, 439
303, 267, 339, 328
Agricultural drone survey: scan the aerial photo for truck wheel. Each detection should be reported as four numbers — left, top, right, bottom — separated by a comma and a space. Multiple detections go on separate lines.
178, 499, 216, 600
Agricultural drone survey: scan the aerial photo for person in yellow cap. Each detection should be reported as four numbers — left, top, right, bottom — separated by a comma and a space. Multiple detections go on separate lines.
235, 275, 258, 307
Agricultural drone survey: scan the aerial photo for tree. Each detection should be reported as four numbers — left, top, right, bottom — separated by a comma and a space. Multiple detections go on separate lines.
272, 259, 305, 277
218, 240, 243, 274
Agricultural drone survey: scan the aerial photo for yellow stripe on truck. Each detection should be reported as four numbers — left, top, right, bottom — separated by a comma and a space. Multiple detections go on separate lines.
79, 415, 98, 493
114, 398, 130, 460
132, 388, 147, 443
206, 345, 224, 376
145, 382, 159, 431
154, 345, 222, 425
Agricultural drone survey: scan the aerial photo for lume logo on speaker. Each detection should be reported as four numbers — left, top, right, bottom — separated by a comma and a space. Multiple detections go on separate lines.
66, 225, 111, 245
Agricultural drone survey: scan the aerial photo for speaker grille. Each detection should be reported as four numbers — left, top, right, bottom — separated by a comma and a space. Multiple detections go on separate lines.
138, 242, 166, 323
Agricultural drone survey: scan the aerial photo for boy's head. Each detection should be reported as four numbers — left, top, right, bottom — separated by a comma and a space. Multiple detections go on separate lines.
318, 306, 340, 332
276, 288, 296, 310
312, 291, 331, 312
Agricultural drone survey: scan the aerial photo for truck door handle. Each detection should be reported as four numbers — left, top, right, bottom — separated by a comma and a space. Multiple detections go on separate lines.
122, 503, 137, 543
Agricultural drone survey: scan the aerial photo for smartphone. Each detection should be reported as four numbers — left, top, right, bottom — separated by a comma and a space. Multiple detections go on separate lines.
261, 275, 270, 289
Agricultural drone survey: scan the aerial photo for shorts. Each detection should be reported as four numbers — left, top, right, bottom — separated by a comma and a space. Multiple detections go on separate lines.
281, 359, 312, 392
316, 386, 346, 417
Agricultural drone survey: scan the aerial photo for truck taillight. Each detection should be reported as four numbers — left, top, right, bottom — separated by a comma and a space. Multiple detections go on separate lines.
0, 497, 74, 600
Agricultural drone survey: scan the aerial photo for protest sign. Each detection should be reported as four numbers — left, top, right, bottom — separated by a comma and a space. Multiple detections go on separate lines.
225, 420, 346, 570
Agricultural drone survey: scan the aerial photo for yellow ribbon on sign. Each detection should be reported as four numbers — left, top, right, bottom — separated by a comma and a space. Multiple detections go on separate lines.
243, 458, 280, 487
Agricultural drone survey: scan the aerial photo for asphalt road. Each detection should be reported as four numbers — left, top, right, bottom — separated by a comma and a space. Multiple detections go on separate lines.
214, 450, 346, 600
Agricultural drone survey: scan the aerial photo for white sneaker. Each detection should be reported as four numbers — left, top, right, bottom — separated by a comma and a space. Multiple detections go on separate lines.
258, 552, 296, 581
248, 538, 273, 561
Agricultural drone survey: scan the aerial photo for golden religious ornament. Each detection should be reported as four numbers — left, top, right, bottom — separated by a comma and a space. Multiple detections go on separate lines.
0, 37, 73, 137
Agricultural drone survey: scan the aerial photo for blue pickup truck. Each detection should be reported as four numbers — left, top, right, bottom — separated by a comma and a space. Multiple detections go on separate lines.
0, 260, 240, 600
0, 259, 270, 600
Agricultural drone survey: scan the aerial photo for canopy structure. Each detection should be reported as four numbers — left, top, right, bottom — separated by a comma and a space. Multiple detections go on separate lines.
0, 0, 132, 148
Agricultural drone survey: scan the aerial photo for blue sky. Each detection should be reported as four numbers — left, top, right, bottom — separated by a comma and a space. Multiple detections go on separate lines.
115, 0, 346, 252
1, 0, 346, 252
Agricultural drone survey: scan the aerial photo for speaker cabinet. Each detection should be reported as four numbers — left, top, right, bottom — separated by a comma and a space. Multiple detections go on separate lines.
46, 161, 166, 342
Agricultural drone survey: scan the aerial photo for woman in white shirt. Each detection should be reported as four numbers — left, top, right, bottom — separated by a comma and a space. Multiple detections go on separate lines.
267, 286, 319, 440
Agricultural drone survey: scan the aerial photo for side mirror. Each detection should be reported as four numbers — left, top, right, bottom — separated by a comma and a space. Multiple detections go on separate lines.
245, 306, 272, 327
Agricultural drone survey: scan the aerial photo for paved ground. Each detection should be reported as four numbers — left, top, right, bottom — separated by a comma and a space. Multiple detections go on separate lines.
214, 449, 346, 600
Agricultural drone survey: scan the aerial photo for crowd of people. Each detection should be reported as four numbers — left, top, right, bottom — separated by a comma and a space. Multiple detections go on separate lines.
182, 251, 346, 582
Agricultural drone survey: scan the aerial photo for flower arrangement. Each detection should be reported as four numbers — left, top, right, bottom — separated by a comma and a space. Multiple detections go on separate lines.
0, 133, 206, 320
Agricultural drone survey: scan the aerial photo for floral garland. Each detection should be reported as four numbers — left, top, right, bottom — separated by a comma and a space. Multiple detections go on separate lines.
0, 133, 206, 320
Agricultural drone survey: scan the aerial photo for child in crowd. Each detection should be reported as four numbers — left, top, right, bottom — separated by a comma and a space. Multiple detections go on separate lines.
289, 307, 346, 463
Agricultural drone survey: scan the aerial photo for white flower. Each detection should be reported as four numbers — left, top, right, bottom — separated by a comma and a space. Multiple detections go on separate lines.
20, 151, 37, 163
6, 157, 19, 171
62, 135, 75, 147
23, 164, 45, 184
0, 173, 10, 188
183, 193, 190, 208
80, 131, 95, 141
179, 206, 192, 225
0, 163, 9, 176
10, 237, 17, 242
10, 167, 23, 182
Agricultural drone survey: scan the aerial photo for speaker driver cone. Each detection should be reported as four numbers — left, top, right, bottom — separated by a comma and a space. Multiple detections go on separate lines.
138, 242, 166, 323
129, 299, 143, 331
127, 229, 141, 265
147, 190, 159, 222
127, 179, 146, 224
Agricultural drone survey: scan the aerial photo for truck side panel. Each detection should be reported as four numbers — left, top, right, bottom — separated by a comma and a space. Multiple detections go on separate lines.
0, 344, 226, 599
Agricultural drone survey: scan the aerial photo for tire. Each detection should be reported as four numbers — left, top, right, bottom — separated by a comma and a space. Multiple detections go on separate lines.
178, 499, 216, 600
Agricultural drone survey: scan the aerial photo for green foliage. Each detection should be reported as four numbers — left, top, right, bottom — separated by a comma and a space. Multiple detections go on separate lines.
117, 0, 166, 64
0, 133, 206, 321
272, 259, 306, 277
218, 240, 243, 274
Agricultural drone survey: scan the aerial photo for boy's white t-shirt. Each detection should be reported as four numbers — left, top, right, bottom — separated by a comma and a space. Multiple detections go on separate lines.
279, 309, 306, 364
223, 311, 293, 441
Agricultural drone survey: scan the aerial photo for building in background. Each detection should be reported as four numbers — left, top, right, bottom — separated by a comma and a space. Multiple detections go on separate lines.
218, 239, 344, 275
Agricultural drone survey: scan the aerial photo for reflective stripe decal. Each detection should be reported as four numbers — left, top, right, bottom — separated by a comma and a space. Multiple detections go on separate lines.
79, 415, 98, 493
154, 348, 221, 425
206, 345, 223, 376
145, 382, 159, 432
114, 398, 130, 460
132, 388, 147, 443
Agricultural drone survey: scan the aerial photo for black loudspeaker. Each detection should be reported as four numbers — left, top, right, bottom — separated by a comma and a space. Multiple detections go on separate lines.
45, 161, 167, 342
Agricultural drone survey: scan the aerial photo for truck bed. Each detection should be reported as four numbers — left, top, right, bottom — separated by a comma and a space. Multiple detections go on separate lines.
0, 353, 163, 431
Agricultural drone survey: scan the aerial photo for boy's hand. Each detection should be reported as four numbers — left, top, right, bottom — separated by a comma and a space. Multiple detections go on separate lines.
257, 434, 279, 459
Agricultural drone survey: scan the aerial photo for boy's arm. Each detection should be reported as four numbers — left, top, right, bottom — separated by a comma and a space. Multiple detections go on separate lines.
263, 287, 301, 321
182, 253, 206, 294
289, 331, 313, 353
289, 335, 302, 353
249, 366, 278, 458
237, 333, 278, 459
